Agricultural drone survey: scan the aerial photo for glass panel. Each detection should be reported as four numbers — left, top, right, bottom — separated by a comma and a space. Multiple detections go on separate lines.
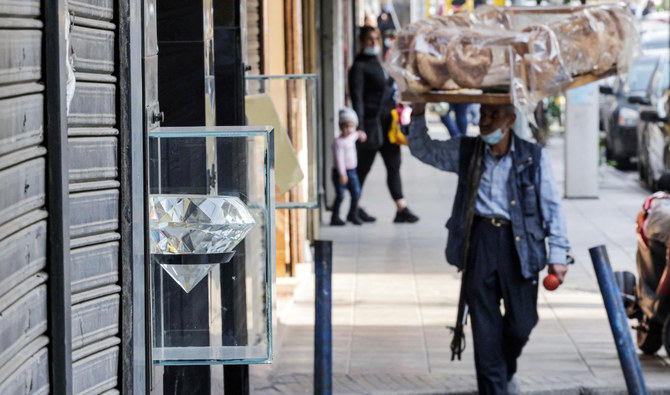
245, 74, 319, 209
148, 126, 275, 365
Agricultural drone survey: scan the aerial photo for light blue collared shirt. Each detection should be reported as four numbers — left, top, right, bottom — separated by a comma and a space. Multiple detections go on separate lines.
476, 143, 514, 220
407, 116, 570, 265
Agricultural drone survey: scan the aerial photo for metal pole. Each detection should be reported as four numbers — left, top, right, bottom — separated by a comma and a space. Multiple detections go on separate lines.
44, 0, 73, 393
589, 245, 648, 395
314, 240, 332, 395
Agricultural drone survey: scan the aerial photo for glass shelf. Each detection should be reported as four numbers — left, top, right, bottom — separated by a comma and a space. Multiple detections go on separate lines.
246, 74, 319, 209
148, 126, 275, 365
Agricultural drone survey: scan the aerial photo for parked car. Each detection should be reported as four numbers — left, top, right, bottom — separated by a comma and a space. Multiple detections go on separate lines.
637, 61, 670, 189
601, 50, 668, 167
599, 23, 666, 131
642, 29, 670, 51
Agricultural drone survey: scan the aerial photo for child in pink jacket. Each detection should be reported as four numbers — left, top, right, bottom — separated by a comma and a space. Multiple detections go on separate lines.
331, 108, 367, 225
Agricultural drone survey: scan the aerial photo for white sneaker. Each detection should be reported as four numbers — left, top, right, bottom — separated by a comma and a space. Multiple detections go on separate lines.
507, 375, 520, 395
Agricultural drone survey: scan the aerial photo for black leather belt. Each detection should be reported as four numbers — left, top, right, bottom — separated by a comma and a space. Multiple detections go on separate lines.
475, 215, 511, 227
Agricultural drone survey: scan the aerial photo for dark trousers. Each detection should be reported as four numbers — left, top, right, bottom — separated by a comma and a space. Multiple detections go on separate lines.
331, 168, 360, 219
357, 139, 403, 201
465, 220, 539, 395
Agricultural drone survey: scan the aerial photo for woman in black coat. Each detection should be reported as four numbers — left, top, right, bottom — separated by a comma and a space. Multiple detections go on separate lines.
348, 26, 419, 223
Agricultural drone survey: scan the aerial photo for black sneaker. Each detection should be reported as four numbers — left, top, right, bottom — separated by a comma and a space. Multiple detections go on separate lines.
330, 216, 345, 226
394, 207, 419, 223
346, 213, 363, 225
358, 207, 377, 223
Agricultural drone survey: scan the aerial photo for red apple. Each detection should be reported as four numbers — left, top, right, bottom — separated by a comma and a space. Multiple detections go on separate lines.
543, 274, 560, 291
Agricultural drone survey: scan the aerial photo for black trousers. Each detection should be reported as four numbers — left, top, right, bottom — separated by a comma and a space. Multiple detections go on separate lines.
356, 138, 403, 201
465, 220, 539, 395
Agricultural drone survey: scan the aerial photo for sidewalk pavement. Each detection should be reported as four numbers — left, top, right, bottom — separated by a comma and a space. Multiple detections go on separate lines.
251, 113, 670, 394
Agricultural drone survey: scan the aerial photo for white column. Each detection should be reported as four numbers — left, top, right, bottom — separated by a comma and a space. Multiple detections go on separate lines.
565, 82, 599, 198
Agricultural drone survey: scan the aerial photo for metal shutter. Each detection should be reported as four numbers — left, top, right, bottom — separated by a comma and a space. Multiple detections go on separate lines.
0, 0, 50, 393
68, 0, 121, 392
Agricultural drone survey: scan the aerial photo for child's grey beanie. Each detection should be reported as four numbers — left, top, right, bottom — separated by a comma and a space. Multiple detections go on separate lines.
338, 108, 358, 126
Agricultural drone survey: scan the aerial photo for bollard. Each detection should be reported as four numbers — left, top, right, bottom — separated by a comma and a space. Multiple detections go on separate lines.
314, 240, 332, 395
589, 245, 648, 395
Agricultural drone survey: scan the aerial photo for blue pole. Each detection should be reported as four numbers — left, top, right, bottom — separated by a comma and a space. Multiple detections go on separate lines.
589, 245, 648, 395
314, 240, 332, 395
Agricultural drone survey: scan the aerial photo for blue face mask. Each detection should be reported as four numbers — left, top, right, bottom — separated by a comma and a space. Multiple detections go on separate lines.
481, 128, 505, 145
383, 38, 393, 48
363, 45, 381, 56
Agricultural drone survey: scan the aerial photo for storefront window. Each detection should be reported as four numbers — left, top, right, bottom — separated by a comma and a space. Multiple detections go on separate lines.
148, 126, 275, 365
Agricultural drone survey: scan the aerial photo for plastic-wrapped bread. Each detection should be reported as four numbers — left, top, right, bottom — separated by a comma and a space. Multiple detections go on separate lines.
412, 27, 450, 89
466, 5, 512, 29
387, 3, 639, 97
548, 12, 601, 75
550, 5, 634, 75
587, 8, 625, 71
514, 24, 563, 90
444, 33, 494, 89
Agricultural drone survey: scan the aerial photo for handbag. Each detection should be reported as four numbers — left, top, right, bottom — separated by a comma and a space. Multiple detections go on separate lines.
387, 109, 407, 146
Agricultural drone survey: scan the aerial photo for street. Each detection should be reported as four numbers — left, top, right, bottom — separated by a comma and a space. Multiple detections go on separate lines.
251, 113, 670, 394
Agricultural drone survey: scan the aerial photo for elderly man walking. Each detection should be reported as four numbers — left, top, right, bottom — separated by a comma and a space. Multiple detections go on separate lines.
406, 103, 571, 394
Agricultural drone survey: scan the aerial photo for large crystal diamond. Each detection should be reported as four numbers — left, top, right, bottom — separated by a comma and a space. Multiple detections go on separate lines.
149, 195, 257, 255
159, 263, 217, 293
149, 195, 257, 292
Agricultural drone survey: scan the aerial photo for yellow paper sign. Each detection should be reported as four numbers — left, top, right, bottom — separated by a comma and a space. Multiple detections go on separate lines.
245, 94, 304, 195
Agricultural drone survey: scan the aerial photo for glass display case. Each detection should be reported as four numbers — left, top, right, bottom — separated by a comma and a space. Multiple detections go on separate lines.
245, 74, 318, 209
148, 126, 275, 365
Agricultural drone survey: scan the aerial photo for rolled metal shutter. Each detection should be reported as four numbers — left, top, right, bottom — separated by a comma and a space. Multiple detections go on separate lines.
0, 0, 50, 393
68, 0, 121, 392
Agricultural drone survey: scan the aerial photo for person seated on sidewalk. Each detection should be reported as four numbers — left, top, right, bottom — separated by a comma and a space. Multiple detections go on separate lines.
406, 102, 571, 395
331, 108, 367, 226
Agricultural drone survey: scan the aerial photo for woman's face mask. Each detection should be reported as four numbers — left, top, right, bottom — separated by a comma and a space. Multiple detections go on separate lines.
363, 45, 381, 56
383, 38, 393, 48
481, 128, 506, 145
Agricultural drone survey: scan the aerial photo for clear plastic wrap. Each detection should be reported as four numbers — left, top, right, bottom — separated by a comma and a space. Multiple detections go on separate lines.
387, 25, 565, 113
466, 5, 513, 30
549, 5, 638, 76
388, 3, 641, 106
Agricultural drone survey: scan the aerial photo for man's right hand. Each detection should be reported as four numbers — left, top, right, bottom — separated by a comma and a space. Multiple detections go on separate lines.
339, 174, 348, 185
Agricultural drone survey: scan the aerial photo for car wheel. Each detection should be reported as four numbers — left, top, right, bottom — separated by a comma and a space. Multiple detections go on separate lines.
615, 157, 633, 170
638, 322, 663, 355
664, 315, 670, 357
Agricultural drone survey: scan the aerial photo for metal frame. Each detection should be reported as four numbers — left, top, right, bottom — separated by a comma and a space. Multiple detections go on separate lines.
147, 126, 275, 366
118, 0, 148, 392
44, 0, 73, 393
245, 73, 320, 210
